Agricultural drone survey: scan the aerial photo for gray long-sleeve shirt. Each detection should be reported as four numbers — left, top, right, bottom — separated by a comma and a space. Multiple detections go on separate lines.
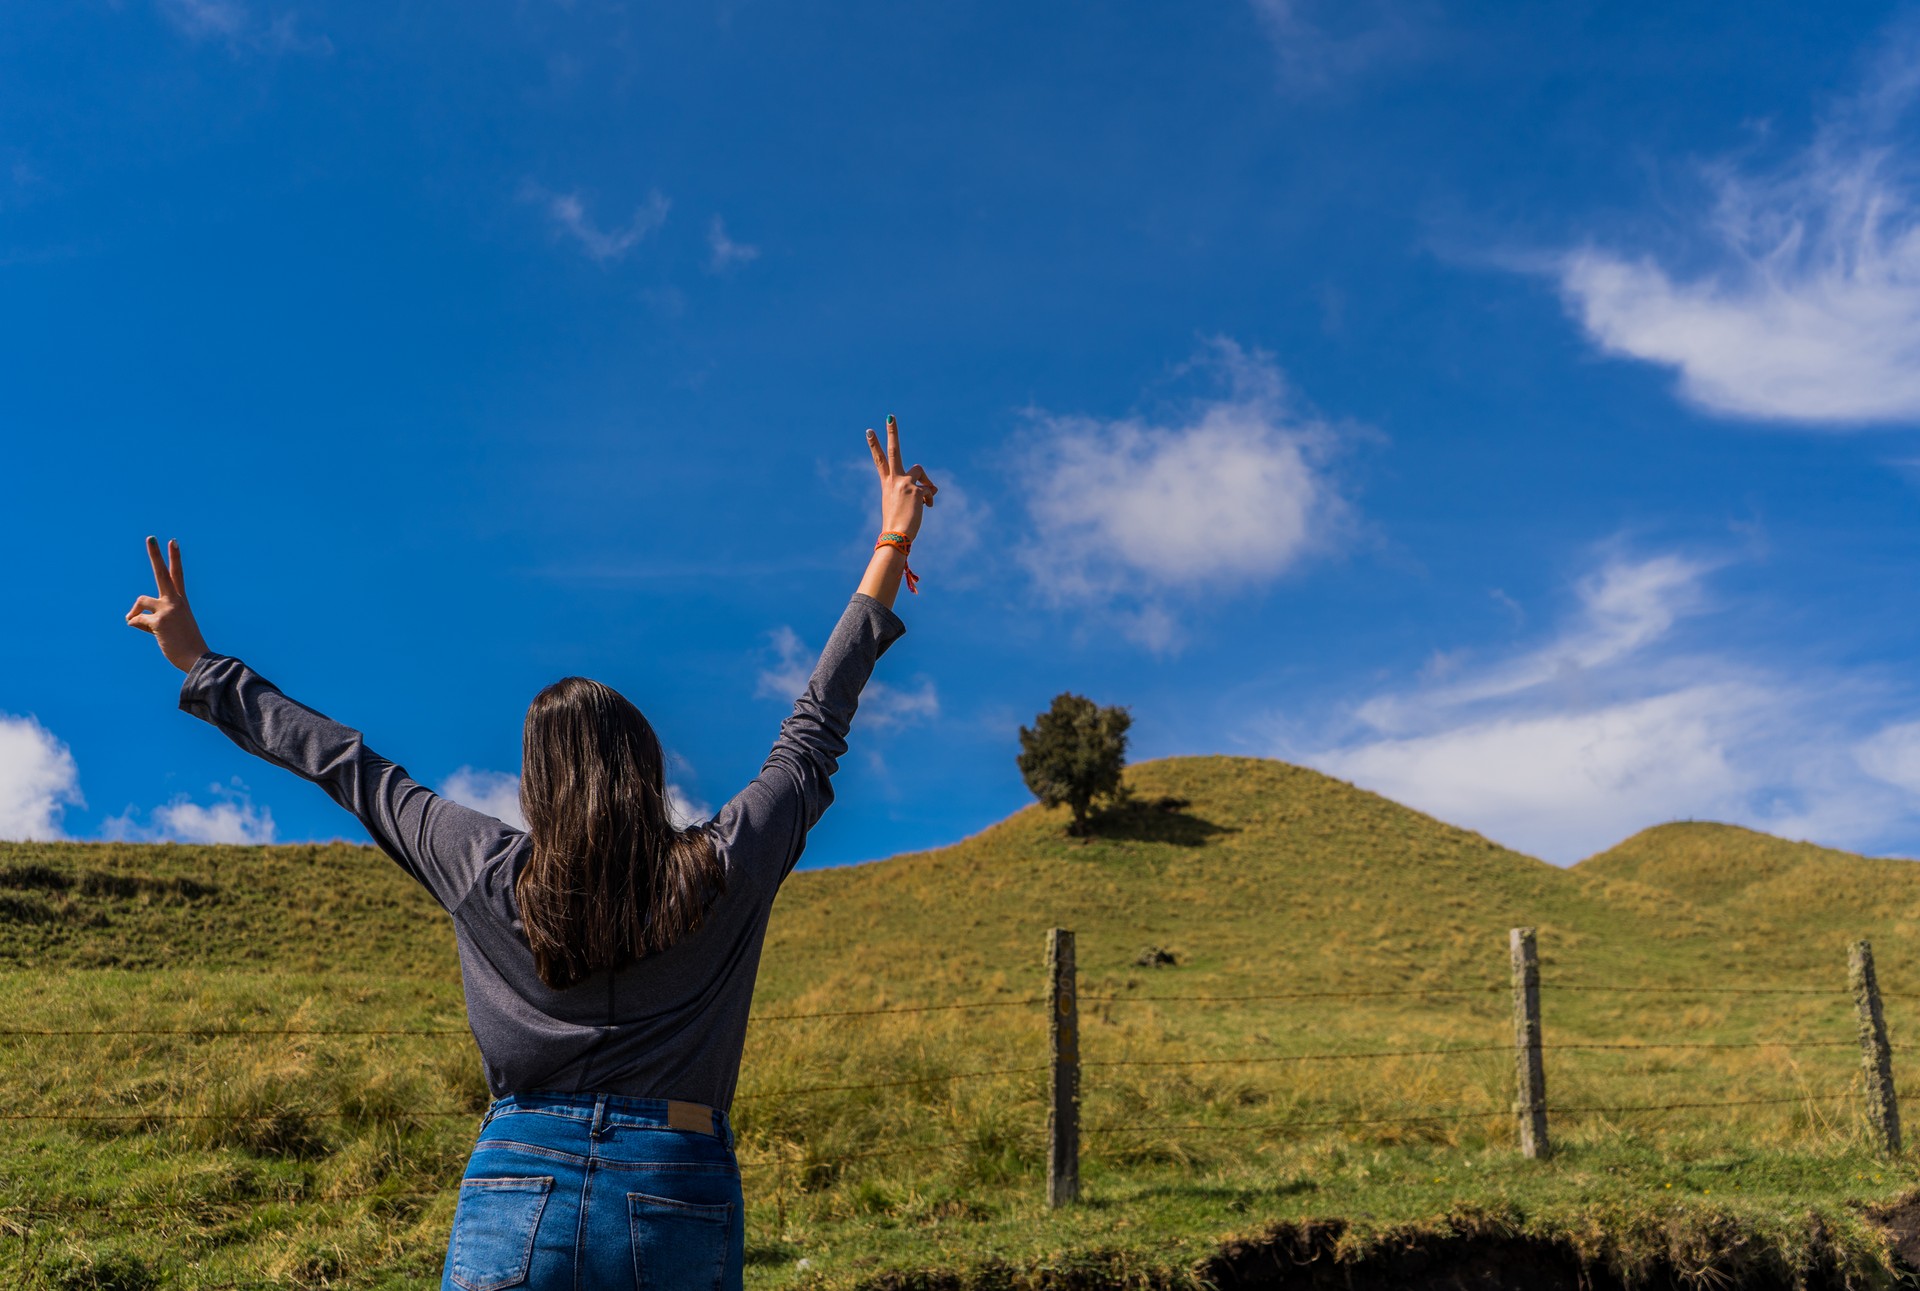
178, 593, 906, 1109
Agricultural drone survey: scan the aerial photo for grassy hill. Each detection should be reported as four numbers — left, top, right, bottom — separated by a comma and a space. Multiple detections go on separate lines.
4, 756, 1919, 1288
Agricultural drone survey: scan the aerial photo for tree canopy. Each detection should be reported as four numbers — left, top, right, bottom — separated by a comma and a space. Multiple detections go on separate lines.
1017, 693, 1131, 835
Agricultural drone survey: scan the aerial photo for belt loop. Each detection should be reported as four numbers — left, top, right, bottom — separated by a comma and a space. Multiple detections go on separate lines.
590, 1095, 609, 1140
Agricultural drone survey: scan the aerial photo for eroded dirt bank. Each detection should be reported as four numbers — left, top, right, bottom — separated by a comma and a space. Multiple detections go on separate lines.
859, 1202, 1920, 1291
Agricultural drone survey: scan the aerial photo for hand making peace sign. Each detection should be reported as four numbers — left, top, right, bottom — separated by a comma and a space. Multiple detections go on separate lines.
865, 414, 938, 540
125, 536, 211, 673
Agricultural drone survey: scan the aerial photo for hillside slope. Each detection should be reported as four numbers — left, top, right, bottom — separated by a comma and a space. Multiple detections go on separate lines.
1576, 821, 1920, 976
751, 756, 1881, 1012
4, 755, 1907, 995
4, 756, 1918, 1290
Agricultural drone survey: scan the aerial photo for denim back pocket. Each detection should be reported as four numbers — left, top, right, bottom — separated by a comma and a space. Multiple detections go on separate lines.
629, 1191, 734, 1290
448, 1176, 554, 1291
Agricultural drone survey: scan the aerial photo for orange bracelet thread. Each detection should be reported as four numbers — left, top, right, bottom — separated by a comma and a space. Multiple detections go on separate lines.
875, 532, 919, 594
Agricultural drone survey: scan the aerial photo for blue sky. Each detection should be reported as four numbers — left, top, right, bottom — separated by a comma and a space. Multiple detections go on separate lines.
6, 0, 1920, 866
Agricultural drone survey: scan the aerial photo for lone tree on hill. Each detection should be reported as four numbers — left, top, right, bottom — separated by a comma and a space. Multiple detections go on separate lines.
1018, 692, 1131, 836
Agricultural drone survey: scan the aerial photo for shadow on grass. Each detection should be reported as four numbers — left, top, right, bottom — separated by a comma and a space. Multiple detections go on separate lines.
746, 1239, 803, 1267
1083, 795, 1236, 848
1077, 1176, 1318, 1211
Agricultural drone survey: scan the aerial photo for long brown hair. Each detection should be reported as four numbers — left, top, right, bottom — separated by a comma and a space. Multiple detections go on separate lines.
515, 676, 724, 990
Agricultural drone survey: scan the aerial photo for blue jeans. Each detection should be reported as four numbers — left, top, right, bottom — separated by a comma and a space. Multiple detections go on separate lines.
440, 1091, 745, 1291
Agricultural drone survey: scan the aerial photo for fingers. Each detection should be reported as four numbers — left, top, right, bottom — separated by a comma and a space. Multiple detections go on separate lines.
168, 539, 185, 596
908, 464, 938, 507
145, 536, 174, 597
125, 596, 160, 634
886, 414, 904, 474
866, 428, 890, 477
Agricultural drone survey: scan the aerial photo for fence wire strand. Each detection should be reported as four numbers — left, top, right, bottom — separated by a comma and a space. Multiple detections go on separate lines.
1084, 987, 1504, 1005
1086, 1091, 1854, 1139
0, 998, 1052, 1037
0, 1027, 469, 1038
735, 1064, 1048, 1100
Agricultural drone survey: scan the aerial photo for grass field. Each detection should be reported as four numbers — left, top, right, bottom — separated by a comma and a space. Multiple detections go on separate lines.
6, 756, 1920, 1287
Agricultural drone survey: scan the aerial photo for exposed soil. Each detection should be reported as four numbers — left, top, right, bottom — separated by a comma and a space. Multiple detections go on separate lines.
1200, 1217, 1851, 1290
1868, 1193, 1920, 1277
858, 1205, 1920, 1291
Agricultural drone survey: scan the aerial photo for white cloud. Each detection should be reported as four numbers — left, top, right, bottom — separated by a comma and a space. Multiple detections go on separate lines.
1858, 720, 1920, 794
157, 0, 330, 56
757, 626, 939, 729
1320, 685, 1761, 863
534, 187, 670, 262
1017, 338, 1348, 647
707, 217, 760, 271
441, 766, 527, 830
1299, 550, 1920, 862
1555, 29, 1920, 424
1249, 0, 1427, 93
107, 782, 276, 845
667, 783, 711, 829
441, 767, 709, 830
0, 714, 82, 841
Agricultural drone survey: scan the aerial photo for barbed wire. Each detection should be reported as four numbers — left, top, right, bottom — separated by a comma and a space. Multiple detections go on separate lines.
1086, 1091, 1851, 1139
0, 980, 1871, 1041
1085, 1045, 1511, 1068
1084, 987, 1504, 1005
0, 1027, 469, 1038
735, 1064, 1047, 1100
0, 1188, 452, 1219
1081, 1037, 1858, 1071
1551, 1039, 1858, 1052
0, 1109, 477, 1123
749, 998, 1041, 1022
0, 1062, 1046, 1124
0, 996, 1043, 1039
1546, 985, 1846, 996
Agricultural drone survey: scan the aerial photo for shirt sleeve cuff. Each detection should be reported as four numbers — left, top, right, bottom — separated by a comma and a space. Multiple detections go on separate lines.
848, 592, 907, 646
177, 652, 232, 717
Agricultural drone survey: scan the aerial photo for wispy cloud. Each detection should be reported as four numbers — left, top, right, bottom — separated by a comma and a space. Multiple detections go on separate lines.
1017, 338, 1350, 650
1297, 548, 1920, 862
1554, 22, 1920, 425
530, 187, 671, 262
106, 781, 276, 845
1249, 0, 1429, 93
440, 766, 709, 830
156, 0, 331, 57
1857, 721, 1920, 796
441, 767, 527, 830
707, 216, 760, 271
757, 627, 939, 729
0, 713, 82, 841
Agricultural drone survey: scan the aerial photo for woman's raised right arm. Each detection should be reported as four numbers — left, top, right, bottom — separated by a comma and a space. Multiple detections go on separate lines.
126, 538, 510, 910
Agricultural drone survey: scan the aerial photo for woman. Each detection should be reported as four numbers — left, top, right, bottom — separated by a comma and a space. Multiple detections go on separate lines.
125, 420, 937, 1290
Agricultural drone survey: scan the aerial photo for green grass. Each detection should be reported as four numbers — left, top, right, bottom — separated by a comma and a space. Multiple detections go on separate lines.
6, 756, 1920, 1287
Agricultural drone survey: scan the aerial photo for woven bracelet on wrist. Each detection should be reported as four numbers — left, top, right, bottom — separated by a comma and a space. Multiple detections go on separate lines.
875, 533, 920, 594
